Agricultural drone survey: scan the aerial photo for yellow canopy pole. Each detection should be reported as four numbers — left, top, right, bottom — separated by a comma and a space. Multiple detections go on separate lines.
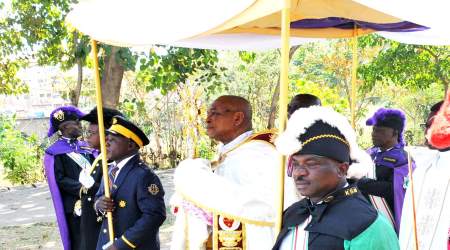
406, 149, 419, 250
350, 27, 359, 128
276, 0, 290, 235
91, 40, 115, 242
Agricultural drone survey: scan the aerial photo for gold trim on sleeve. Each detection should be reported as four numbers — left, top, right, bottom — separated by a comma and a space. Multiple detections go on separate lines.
121, 235, 136, 249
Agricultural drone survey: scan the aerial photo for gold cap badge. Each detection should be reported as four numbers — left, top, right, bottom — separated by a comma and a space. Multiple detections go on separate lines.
148, 184, 159, 195
54, 110, 65, 121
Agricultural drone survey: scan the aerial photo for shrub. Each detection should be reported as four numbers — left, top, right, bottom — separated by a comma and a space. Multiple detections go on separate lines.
0, 115, 44, 184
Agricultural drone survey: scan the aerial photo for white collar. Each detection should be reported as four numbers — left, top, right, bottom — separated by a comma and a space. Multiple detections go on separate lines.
218, 130, 253, 154
376, 147, 394, 153
114, 154, 137, 171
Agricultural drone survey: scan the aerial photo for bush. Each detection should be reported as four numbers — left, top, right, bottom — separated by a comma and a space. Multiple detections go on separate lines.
0, 115, 44, 184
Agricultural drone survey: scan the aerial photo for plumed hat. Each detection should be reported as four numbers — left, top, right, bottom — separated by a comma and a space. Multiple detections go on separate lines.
366, 108, 406, 146
48, 106, 85, 137
276, 106, 362, 164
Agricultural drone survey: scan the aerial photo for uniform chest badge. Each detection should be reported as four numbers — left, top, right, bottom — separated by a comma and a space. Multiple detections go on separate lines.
148, 184, 159, 195
119, 200, 126, 208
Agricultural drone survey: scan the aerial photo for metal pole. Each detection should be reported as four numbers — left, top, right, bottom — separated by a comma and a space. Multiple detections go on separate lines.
91, 40, 115, 242
276, 0, 291, 235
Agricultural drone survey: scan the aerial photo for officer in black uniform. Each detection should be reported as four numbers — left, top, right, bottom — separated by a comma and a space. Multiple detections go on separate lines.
273, 106, 399, 250
48, 106, 95, 250
95, 116, 166, 250
79, 107, 123, 250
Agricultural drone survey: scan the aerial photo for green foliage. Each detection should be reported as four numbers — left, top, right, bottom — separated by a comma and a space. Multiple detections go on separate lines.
0, 59, 29, 95
0, 115, 44, 184
291, 79, 349, 114
359, 35, 450, 93
137, 47, 224, 94
0, 4, 28, 95
238, 51, 257, 64
197, 139, 215, 160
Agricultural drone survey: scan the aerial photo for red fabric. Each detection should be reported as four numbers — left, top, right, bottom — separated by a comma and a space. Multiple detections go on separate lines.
251, 132, 275, 145
428, 91, 450, 149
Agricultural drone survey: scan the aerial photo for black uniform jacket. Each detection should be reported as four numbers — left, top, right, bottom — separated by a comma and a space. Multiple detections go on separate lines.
273, 185, 378, 250
54, 153, 94, 214
95, 155, 166, 250
80, 158, 103, 250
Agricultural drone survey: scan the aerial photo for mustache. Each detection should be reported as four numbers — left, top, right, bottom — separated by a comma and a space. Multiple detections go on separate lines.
294, 176, 310, 183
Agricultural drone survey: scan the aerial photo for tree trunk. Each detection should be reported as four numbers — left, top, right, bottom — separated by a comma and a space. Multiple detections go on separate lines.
101, 46, 125, 108
70, 32, 83, 107
267, 45, 300, 129
267, 75, 280, 129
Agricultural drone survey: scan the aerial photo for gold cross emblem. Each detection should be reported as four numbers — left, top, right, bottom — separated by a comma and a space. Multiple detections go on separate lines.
54, 110, 65, 121
148, 184, 159, 195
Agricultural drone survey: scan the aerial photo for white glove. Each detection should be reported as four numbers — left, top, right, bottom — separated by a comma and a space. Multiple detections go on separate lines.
79, 170, 95, 189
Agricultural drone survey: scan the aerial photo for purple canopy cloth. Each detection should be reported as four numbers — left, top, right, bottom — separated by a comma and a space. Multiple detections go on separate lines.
368, 144, 416, 232
291, 17, 428, 32
44, 139, 91, 250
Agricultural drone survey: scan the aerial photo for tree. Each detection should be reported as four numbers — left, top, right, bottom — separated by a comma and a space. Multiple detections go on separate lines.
291, 38, 381, 127
3, 0, 89, 105
359, 35, 450, 96
136, 46, 222, 94
0, 2, 28, 95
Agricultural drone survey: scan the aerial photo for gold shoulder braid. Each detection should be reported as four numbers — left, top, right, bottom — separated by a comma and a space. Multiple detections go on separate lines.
210, 130, 278, 170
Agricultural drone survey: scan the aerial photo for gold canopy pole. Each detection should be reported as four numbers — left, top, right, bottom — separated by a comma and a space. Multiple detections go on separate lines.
276, 0, 291, 235
91, 40, 115, 242
406, 149, 419, 250
350, 27, 358, 128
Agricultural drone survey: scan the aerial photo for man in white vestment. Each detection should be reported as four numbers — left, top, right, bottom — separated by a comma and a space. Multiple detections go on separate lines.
400, 101, 450, 250
170, 95, 297, 250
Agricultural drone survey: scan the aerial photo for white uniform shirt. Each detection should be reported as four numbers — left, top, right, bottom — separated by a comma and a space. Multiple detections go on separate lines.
399, 149, 450, 250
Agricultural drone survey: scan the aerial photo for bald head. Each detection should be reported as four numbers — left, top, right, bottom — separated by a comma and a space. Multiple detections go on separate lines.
206, 95, 253, 144
216, 95, 252, 126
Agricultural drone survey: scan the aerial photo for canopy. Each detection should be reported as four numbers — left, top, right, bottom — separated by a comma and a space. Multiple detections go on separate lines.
66, 0, 448, 241
354, 0, 450, 34
67, 0, 428, 48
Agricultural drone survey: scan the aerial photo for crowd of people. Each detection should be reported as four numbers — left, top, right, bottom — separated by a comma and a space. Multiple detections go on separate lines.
43, 94, 449, 250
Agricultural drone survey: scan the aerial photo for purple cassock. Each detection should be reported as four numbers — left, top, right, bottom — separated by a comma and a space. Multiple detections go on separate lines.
367, 143, 416, 232
43, 139, 91, 250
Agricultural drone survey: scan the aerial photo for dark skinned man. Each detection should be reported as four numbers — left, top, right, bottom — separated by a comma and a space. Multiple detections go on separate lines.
286, 94, 372, 180
273, 106, 398, 250
358, 108, 416, 233
171, 95, 296, 249
399, 101, 450, 249
44, 106, 95, 250
95, 116, 166, 250
79, 107, 123, 250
